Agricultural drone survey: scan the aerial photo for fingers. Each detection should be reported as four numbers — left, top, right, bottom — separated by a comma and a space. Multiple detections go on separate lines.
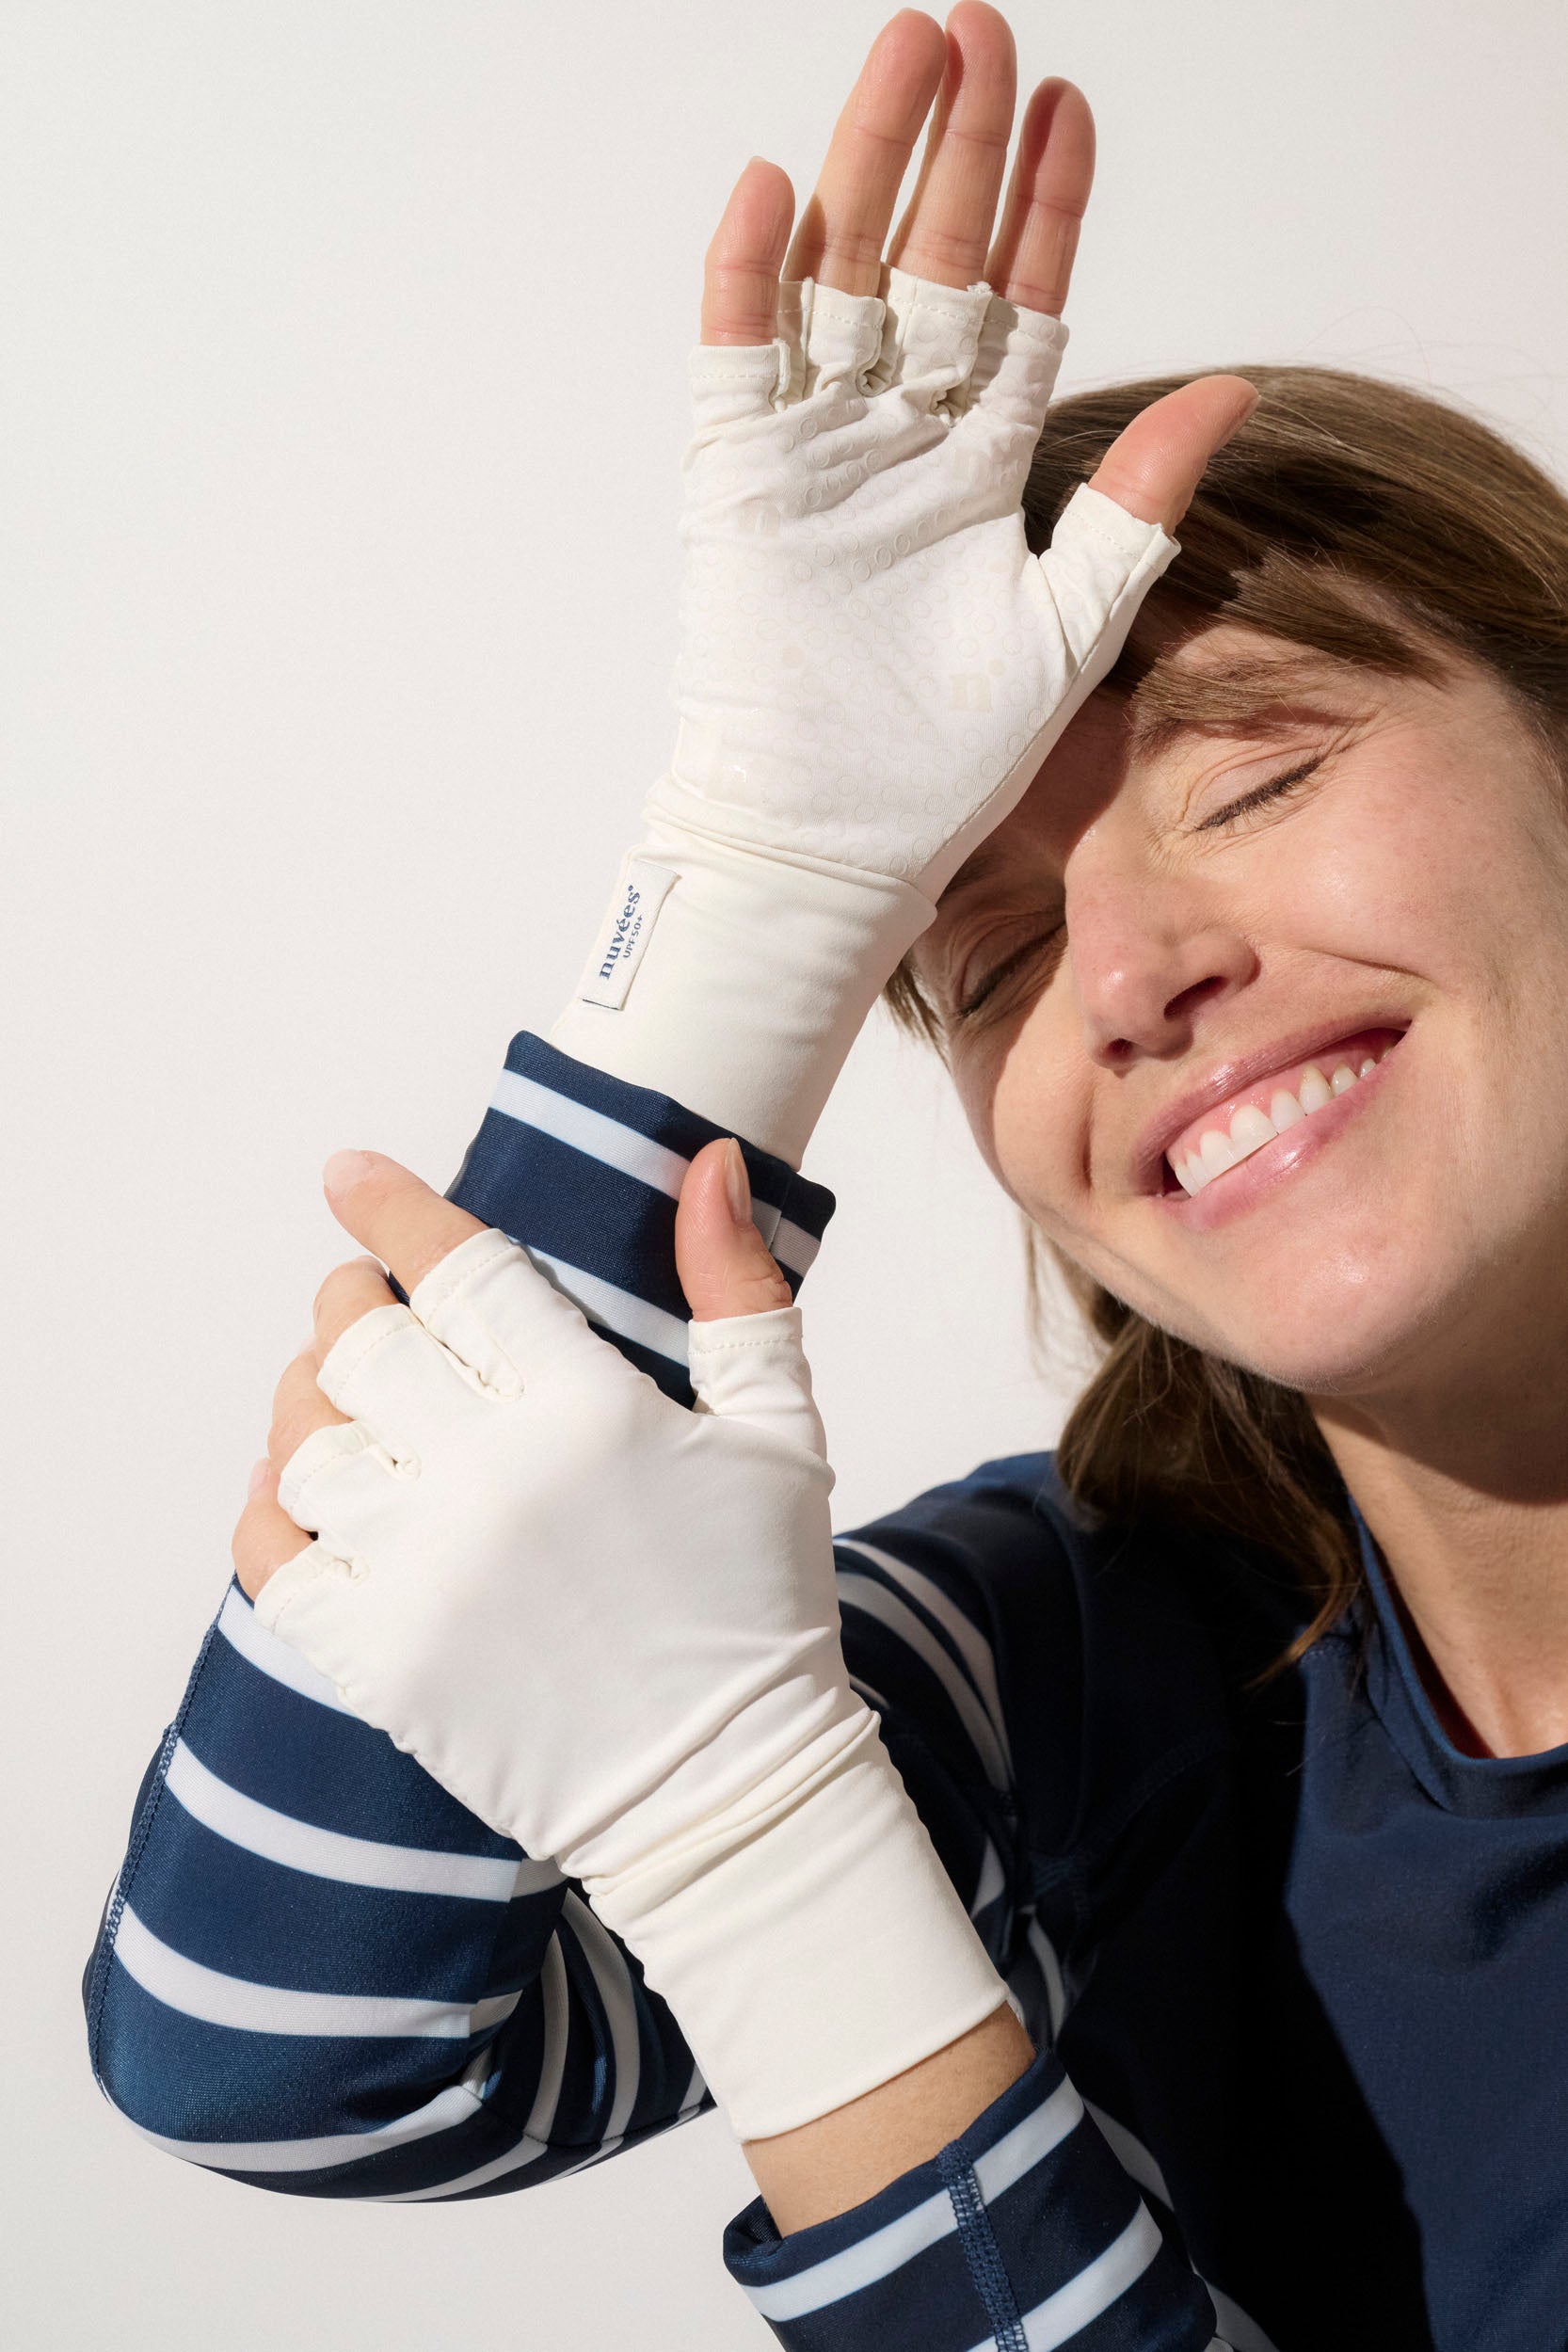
888, 2, 1016, 290
784, 10, 948, 296
321, 1150, 487, 1300
708, 9, 1095, 357
702, 157, 795, 346
235, 1161, 483, 1605
675, 1138, 794, 1324
984, 77, 1094, 317
268, 1345, 349, 1472
313, 1255, 396, 1362
1088, 375, 1260, 533
232, 1460, 312, 1601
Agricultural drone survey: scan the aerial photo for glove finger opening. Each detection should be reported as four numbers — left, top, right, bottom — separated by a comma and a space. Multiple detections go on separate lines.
867, 265, 990, 412
686, 1302, 828, 1463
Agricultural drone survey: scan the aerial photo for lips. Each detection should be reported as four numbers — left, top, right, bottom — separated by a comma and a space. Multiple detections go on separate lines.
1134, 1016, 1414, 1194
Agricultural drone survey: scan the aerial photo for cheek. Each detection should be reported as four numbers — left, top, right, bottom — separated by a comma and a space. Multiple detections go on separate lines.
1271, 757, 1519, 979
952, 1003, 1085, 1229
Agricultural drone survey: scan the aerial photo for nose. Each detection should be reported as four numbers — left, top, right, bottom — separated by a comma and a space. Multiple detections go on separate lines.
1066, 865, 1259, 1068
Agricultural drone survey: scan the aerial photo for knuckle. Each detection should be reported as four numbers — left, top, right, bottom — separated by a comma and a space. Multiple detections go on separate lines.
267, 1396, 321, 1469
231, 1506, 275, 1599
312, 1258, 368, 1321
744, 1268, 794, 1311
269, 1348, 316, 1423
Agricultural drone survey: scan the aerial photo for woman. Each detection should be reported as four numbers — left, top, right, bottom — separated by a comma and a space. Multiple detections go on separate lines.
82, 8, 1568, 2346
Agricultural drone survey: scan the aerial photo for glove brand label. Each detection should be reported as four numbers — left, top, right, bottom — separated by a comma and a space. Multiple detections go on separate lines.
577, 858, 678, 1009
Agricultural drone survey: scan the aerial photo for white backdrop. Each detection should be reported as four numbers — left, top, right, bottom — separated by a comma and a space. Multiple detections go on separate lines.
6, 4, 1567, 2345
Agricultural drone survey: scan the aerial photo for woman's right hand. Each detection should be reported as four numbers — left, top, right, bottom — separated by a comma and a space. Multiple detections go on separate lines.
549, 6, 1256, 1164
701, 3, 1245, 528
667, 0, 1254, 901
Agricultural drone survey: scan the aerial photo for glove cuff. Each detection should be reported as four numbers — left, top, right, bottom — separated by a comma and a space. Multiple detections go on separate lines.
583, 1703, 1013, 2144
548, 819, 935, 1170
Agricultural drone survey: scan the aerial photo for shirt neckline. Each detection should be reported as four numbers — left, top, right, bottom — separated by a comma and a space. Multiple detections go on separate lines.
1345, 1490, 1568, 1819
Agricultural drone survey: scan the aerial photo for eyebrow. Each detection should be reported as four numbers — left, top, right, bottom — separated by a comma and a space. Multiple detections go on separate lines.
936, 651, 1388, 911
1124, 650, 1378, 758
936, 840, 1020, 909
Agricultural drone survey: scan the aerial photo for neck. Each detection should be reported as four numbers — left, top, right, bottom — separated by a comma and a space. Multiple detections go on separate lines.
1313, 1317, 1568, 1759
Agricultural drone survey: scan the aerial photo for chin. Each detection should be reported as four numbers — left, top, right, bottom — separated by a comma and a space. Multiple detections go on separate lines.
1188, 1269, 1464, 1400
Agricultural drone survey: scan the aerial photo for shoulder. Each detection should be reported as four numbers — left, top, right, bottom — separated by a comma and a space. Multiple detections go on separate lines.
835, 1451, 1306, 1848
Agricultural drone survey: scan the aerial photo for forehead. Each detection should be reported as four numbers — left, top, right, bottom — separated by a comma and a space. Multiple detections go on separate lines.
936, 624, 1416, 905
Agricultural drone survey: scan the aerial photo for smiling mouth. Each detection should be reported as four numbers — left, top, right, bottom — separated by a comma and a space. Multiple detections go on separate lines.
1159, 1028, 1406, 1196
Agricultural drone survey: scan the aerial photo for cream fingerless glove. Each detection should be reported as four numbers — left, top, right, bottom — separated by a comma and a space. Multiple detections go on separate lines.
551, 266, 1178, 1164
255, 1229, 1009, 2142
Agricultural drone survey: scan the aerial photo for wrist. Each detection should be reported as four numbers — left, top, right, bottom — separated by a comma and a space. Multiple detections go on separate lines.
548, 816, 933, 1168
581, 1700, 1009, 2143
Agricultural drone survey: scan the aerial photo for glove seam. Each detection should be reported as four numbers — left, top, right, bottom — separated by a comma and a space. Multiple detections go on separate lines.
410, 1228, 518, 1320
319, 1307, 415, 1405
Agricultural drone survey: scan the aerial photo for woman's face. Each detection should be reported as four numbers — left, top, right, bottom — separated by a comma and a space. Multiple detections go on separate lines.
911, 613, 1568, 1404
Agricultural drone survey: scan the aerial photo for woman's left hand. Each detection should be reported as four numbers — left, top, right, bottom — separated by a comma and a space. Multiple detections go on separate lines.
232, 1143, 1009, 2145
232, 1138, 1006, 2154
235, 1139, 795, 1605
232, 1140, 847, 1892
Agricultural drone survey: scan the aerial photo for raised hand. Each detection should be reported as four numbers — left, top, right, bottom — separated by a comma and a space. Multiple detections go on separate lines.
702, 5, 1252, 526
549, 6, 1256, 1165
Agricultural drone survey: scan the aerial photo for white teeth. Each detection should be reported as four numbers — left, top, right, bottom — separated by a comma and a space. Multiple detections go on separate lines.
1228, 1104, 1277, 1153
1168, 1039, 1398, 1197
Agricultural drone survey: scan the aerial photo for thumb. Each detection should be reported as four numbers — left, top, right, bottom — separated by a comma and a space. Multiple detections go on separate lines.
1087, 373, 1259, 534
675, 1138, 795, 1322
677, 1138, 828, 1464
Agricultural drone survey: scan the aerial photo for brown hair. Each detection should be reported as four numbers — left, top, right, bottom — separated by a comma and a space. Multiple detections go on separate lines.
886, 365, 1568, 1681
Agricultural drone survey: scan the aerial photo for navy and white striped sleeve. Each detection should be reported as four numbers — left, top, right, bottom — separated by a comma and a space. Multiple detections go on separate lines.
83, 1032, 833, 2201
724, 1477, 1224, 2345
86, 1031, 1221, 2344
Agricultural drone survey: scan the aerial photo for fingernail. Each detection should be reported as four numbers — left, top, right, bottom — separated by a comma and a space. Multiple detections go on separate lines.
723, 1137, 752, 1226
324, 1149, 376, 1196
248, 1457, 272, 1498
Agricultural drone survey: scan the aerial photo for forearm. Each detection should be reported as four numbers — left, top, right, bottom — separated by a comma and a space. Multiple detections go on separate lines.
89, 1036, 835, 2186
84, 1583, 565, 2183
744, 1997, 1033, 2234
546, 824, 931, 1168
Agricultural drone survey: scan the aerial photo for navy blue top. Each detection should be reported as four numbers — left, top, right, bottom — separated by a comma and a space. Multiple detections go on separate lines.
83, 1032, 1568, 2350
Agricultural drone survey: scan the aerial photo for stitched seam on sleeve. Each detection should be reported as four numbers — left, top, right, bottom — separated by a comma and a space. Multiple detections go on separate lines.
85, 1609, 224, 2073
936, 2151, 1028, 2350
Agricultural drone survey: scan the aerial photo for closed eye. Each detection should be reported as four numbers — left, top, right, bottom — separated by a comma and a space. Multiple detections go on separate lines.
954, 927, 1064, 1022
1197, 754, 1326, 833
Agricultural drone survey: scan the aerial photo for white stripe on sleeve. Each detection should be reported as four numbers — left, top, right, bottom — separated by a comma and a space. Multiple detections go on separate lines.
113, 1906, 495, 2040
970, 1837, 1006, 1919
129, 2081, 485, 2173
836, 1538, 1014, 1775
560, 1892, 643, 2144
1083, 2099, 1173, 2210
486, 1069, 818, 1279
744, 2078, 1085, 2322
164, 1740, 547, 1903
525, 1248, 689, 1368
835, 1568, 1011, 1791
376, 1934, 573, 2202
489, 1069, 689, 1199
216, 1586, 354, 1713
769, 1216, 819, 1280
1005, 2205, 1163, 2352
